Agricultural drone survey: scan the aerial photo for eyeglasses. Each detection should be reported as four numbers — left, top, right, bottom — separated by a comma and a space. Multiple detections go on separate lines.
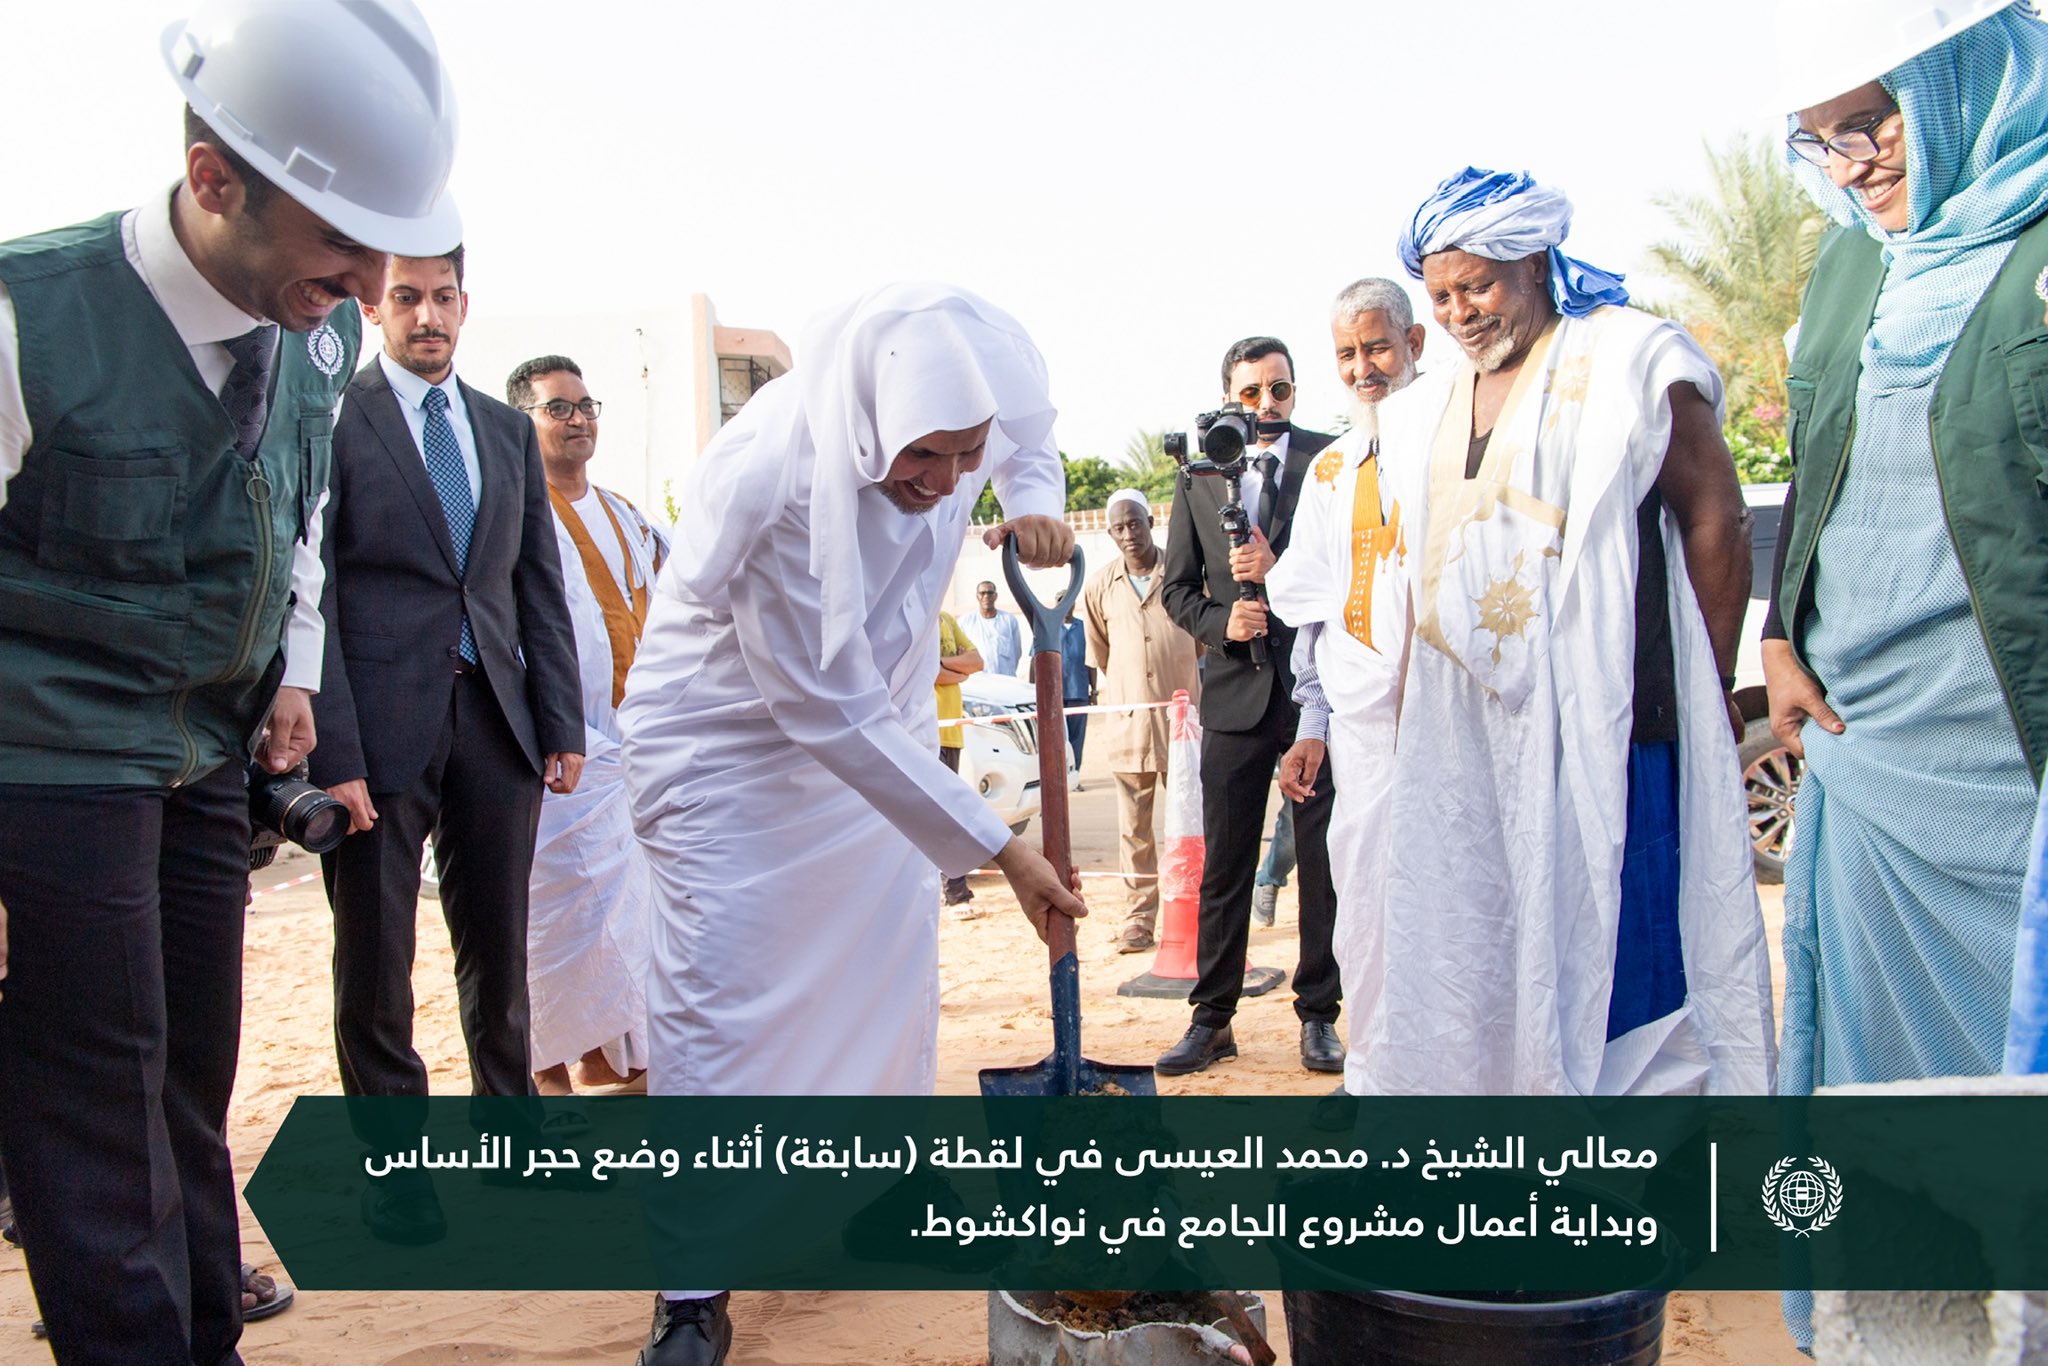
521, 398, 603, 421
976, 588, 998, 597
1235, 380, 1294, 405
1786, 106, 1899, 168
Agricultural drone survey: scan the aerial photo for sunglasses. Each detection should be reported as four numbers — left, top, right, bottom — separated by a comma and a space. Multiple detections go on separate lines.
1235, 380, 1295, 405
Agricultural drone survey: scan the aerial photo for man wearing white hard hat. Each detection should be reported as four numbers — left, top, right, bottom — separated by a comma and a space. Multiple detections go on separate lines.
1763, 1, 2048, 1342
0, 0, 459, 1359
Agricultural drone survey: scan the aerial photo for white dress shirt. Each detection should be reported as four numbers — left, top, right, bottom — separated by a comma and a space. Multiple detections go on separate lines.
374, 349, 482, 501
0, 186, 333, 690
1235, 428, 1291, 526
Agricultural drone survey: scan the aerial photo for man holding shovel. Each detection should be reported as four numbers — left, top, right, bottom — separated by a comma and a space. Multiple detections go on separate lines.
618, 283, 1086, 1366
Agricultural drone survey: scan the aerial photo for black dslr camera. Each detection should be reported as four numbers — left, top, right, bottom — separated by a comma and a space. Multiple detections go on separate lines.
248, 761, 350, 870
1164, 402, 1287, 668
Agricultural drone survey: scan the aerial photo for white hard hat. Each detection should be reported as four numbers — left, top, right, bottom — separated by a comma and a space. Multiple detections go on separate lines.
162, 0, 461, 256
1774, 0, 2028, 112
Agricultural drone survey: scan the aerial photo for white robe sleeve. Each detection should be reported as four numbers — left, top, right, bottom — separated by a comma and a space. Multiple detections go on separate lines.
728, 512, 1014, 879
281, 487, 329, 691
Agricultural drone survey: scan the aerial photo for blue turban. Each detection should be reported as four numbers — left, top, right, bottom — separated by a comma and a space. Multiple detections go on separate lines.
1395, 167, 1630, 318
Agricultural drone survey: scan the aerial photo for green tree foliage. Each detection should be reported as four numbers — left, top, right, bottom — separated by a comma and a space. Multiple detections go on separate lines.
1120, 429, 1182, 504
1063, 455, 1123, 511
1648, 134, 1825, 483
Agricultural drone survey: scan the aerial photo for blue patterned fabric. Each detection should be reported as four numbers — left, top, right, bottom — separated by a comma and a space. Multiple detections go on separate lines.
1608, 741, 1687, 1041
420, 386, 478, 664
2006, 776, 2048, 1073
1786, 6, 2048, 390
1395, 167, 1631, 318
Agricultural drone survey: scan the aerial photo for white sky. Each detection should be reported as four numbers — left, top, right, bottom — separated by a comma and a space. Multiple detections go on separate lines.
8, 0, 1790, 462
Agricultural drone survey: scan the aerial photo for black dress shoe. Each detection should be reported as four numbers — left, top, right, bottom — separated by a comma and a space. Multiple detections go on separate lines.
1155, 1022, 1236, 1076
1300, 1020, 1346, 1073
637, 1292, 733, 1366
360, 1172, 447, 1245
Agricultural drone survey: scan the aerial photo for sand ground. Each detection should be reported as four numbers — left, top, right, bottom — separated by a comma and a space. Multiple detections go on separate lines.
0, 738, 1806, 1364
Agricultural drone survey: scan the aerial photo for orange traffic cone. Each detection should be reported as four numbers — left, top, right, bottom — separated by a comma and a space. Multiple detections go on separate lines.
1119, 689, 1288, 1000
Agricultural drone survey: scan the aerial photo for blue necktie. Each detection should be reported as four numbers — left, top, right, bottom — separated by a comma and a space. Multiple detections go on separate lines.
219, 325, 278, 460
420, 386, 478, 664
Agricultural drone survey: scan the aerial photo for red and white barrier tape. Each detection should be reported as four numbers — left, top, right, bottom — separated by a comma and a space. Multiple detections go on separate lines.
249, 871, 321, 902
957, 699, 1172, 726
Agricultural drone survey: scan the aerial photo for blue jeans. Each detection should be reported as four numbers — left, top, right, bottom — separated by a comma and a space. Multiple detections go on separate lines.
1257, 799, 1295, 889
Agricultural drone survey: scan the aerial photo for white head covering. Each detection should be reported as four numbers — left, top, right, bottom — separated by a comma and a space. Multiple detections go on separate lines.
1106, 487, 1151, 519
666, 283, 1056, 668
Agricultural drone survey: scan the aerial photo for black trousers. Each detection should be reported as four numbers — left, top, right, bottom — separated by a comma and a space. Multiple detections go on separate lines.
0, 764, 251, 1366
325, 671, 543, 1110
1190, 683, 1340, 1028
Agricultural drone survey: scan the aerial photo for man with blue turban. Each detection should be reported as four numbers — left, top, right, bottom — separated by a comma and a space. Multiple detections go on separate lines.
1341, 167, 1775, 1097
1759, 0, 2048, 1346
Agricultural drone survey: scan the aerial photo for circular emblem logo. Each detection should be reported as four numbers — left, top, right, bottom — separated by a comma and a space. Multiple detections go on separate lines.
1762, 1155, 1844, 1237
307, 324, 345, 377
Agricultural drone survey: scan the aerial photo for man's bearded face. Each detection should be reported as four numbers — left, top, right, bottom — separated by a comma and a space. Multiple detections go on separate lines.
1331, 309, 1421, 409
1420, 249, 1555, 375
878, 419, 992, 516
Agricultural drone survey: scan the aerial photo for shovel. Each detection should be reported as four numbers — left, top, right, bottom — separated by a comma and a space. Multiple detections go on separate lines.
978, 535, 1157, 1100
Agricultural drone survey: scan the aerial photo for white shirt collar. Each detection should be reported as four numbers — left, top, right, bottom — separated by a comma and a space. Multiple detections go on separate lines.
1254, 429, 1291, 464
378, 349, 462, 412
130, 183, 266, 348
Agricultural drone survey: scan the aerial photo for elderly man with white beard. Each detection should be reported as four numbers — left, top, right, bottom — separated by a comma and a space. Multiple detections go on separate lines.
1338, 171, 1776, 1097
616, 284, 1085, 1366
1264, 277, 1425, 1097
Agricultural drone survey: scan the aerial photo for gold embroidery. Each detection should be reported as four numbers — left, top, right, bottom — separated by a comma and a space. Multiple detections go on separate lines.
1473, 551, 1539, 664
1342, 455, 1402, 649
1313, 443, 1345, 486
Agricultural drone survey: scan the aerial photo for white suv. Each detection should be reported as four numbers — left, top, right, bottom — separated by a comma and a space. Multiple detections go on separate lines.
1732, 481, 1796, 883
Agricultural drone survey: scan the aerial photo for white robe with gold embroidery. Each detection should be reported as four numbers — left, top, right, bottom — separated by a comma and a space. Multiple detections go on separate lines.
1267, 426, 1414, 1094
1361, 306, 1774, 1096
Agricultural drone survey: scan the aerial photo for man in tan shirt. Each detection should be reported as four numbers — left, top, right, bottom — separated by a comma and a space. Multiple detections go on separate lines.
1084, 488, 1202, 952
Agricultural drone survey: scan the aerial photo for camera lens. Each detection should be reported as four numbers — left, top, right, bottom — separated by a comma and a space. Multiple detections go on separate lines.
289, 797, 350, 853
250, 767, 351, 855
1201, 421, 1246, 464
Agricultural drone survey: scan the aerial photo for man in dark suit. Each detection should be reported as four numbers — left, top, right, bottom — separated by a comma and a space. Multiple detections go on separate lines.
1157, 335, 1344, 1076
311, 246, 584, 1242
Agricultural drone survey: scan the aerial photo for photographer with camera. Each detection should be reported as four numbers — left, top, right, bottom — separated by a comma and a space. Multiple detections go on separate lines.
0, 2, 462, 1359
1157, 337, 1344, 1077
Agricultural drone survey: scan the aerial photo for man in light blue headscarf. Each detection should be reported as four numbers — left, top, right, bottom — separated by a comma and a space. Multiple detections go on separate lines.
1325, 169, 1774, 1099
1762, 0, 2048, 1348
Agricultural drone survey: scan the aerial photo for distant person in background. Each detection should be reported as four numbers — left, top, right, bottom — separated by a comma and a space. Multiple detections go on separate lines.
961, 579, 1025, 677
1058, 607, 1093, 781
1252, 802, 1294, 927
1084, 488, 1201, 954
934, 608, 984, 915
509, 353, 667, 1101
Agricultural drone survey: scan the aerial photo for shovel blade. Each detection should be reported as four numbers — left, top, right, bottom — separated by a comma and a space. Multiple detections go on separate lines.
977, 1057, 1158, 1097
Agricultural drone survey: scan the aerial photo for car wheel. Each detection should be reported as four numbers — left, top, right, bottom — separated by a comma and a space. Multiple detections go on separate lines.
1739, 716, 1800, 885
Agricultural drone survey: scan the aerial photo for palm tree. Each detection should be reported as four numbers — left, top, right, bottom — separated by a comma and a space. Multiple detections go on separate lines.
1649, 135, 1827, 442
1120, 428, 1181, 502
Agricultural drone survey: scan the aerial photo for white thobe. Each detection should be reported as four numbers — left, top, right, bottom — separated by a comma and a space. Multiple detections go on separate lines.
525, 487, 666, 1074
619, 455, 1059, 1097
1360, 306, 1775, 1097
1265, 426, 1413, 1096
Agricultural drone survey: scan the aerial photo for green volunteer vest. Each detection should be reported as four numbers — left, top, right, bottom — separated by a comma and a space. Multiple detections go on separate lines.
0, 212, 358, 785
1778, 215, 2048, 782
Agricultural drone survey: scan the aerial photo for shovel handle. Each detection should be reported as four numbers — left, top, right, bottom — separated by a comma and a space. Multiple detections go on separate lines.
1211, 1293, 1278, 1366
999, 536, 1086, 966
